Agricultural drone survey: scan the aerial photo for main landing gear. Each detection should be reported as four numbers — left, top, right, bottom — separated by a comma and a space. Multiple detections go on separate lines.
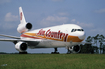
51, 48, 59, 54
19, 52, 28, 54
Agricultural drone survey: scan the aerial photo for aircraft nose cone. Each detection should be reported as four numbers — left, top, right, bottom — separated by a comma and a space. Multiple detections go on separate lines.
78, 32, 86, 40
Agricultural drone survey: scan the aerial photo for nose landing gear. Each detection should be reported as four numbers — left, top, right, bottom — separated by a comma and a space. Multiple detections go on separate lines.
67, 49, 71, 54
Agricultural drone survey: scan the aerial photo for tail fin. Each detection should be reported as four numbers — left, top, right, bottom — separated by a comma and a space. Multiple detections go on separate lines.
17, 7, 32, 33
19, 7, 26, 24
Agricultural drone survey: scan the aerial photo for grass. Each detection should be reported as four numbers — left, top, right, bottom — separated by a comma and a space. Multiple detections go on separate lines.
0, 54, 105, 69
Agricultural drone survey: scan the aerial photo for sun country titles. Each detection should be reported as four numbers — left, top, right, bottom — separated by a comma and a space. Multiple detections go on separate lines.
37, 29, 68, 42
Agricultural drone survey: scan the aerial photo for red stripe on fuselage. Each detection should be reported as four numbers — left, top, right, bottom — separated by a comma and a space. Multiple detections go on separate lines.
21, 34, 42, 39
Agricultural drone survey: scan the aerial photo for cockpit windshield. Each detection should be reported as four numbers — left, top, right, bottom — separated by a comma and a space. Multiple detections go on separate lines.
71, 29, 84, 32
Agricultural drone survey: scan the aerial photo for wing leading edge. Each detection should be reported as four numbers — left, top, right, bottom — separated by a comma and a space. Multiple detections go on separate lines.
0, 34, 20, 39
0, 34, 40, 44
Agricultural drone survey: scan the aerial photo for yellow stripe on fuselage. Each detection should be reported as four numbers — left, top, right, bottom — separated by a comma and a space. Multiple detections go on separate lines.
22, 33, 83, 42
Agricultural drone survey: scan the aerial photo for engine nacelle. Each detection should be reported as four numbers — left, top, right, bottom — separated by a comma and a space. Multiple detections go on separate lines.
17, 23, 32, 33
15, 42, 28, 52
69, 45, 81, 53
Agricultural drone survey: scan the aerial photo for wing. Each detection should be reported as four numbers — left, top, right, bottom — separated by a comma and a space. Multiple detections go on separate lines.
0, 39, 19, 42
0, 38, 41, 46
0, 34, 20, 39
0, 34, 20, 42
0, 34, 41, 45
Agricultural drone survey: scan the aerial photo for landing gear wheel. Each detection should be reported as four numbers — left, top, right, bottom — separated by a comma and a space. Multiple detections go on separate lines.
51, 52, 59, 54
51, 48, 60, 54
19, 52, 27, 54
67, 49, 71, 54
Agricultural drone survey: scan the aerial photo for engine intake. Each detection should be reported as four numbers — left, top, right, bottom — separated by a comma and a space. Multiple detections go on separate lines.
73, 45, 80, 52
26, 23, 32, 30
15, 42, 28, 52
20, 43, 27, 50
69, 45, 81, 53
17, 23, 32, 33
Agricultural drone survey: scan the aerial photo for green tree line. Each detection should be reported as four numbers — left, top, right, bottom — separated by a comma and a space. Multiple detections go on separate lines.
80, 34, 105, 54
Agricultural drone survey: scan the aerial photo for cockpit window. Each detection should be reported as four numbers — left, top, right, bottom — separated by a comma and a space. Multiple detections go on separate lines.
71, 29, 84, 32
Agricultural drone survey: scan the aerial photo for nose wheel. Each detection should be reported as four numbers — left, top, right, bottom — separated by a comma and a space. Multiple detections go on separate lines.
66, 47, 71, 54
67, 49, 71, 54
51, 48, 59, 54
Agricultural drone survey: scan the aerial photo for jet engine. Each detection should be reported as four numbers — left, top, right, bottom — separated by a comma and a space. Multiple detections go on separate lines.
17, 22, 32, 33
15, 42, 28, 52
69, 45, 81, 53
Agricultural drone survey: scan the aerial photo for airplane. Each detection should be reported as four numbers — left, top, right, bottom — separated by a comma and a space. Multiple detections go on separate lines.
0, 7, 86, 54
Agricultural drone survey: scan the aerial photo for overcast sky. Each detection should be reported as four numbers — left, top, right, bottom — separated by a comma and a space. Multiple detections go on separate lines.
0, 0, 105, 53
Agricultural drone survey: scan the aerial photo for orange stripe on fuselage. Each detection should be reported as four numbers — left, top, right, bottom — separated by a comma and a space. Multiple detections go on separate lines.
67, 35, 83, 42
21, 33, 83, 42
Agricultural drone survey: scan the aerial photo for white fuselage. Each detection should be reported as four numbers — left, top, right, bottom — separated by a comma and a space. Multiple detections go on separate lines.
20, 24, 86, 49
